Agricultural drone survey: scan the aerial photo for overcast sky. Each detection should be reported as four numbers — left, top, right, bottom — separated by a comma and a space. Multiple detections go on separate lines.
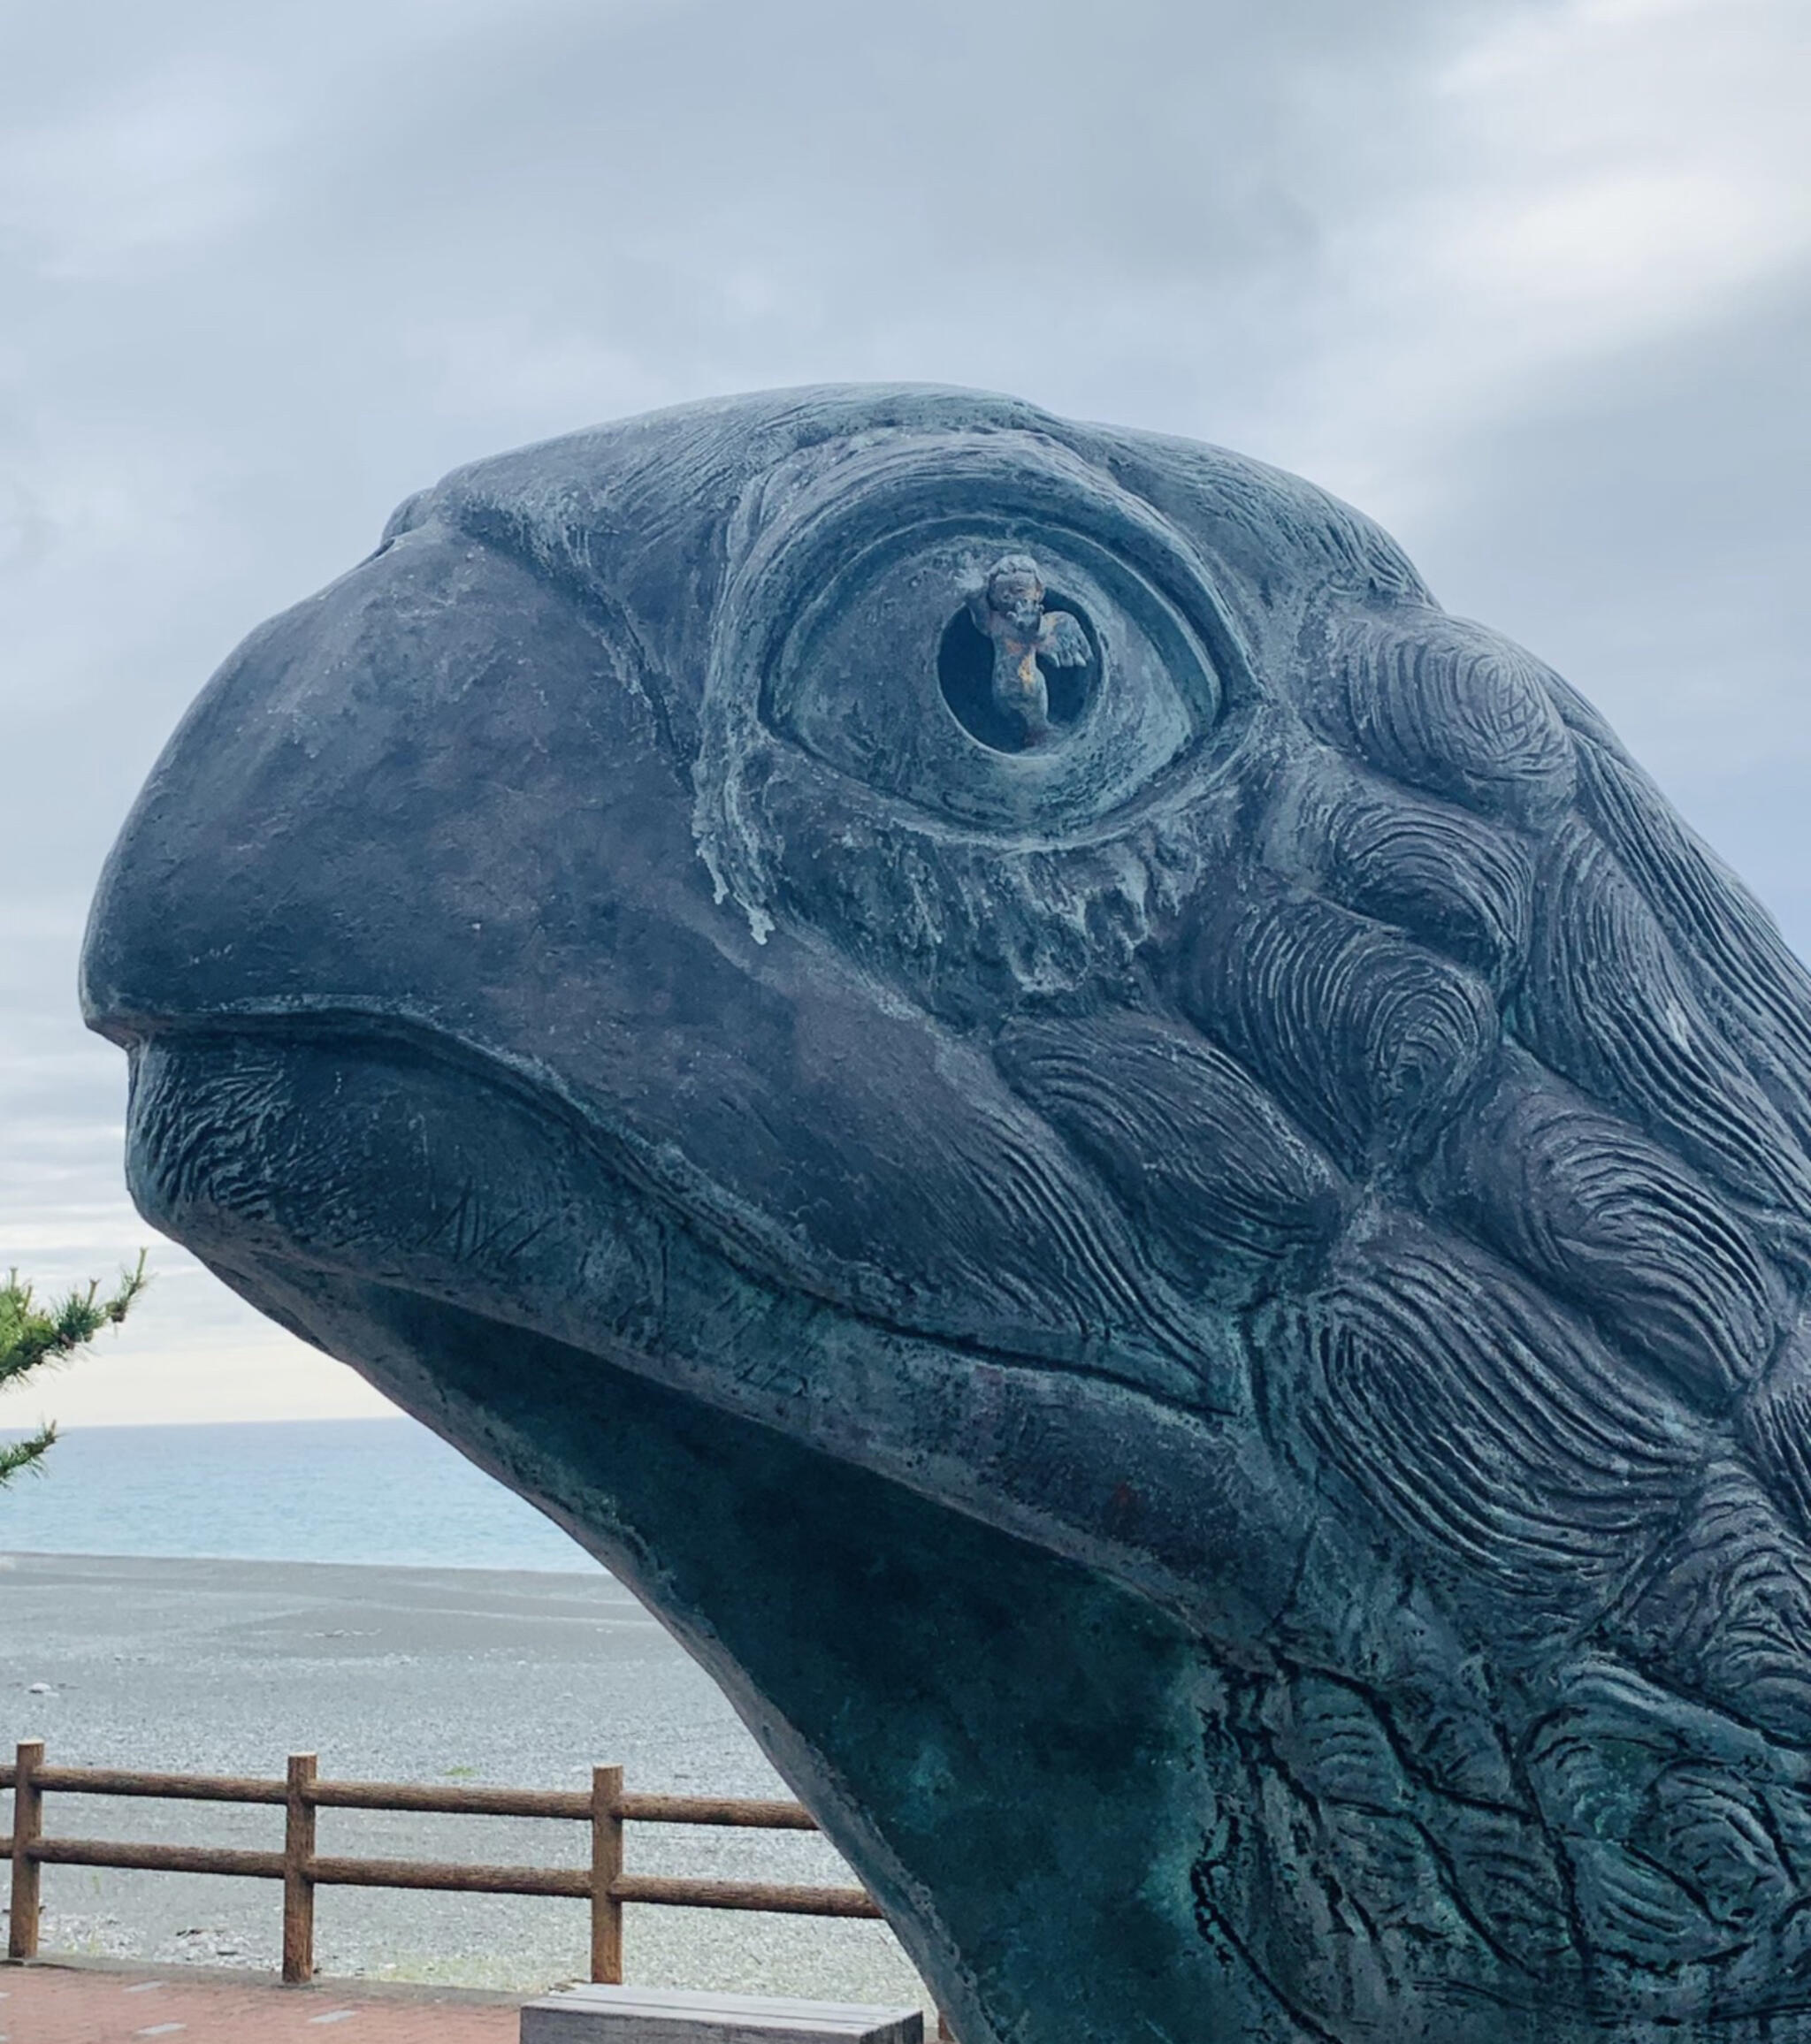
2, 0, 1807, 1427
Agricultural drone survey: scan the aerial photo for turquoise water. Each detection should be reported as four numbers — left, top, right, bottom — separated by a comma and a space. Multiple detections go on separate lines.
0, 1418, 602, 1572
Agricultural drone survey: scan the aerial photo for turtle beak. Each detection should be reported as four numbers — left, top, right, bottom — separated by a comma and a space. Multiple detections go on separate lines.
80, 518, 1199, 1396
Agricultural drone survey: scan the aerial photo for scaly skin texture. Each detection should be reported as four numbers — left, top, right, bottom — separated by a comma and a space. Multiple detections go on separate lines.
83, 388, 1811, 2041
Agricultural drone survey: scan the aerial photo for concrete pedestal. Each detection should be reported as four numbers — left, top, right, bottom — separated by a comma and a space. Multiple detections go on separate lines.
519, 1986, 924, 2044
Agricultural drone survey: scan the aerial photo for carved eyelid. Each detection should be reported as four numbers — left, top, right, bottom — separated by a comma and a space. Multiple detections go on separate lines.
710, 435, 1249, 835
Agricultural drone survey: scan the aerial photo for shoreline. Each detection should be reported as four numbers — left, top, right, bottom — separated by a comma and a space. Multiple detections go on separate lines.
0, 1550, 929, 2010
0, 1544, 607, 1587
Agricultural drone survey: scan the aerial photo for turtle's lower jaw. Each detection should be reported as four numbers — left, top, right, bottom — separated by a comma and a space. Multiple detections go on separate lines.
125, 1025, 669, 1373
122, 1021, 1303, 1653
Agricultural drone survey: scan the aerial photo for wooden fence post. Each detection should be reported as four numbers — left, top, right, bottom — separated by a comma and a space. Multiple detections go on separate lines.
7, 1740, 44, 1961
590, 1765, 624, 1985
283, 1752, 318, 1984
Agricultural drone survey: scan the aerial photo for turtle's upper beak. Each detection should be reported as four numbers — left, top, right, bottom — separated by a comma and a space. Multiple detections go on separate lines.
81, 515, 1203, 1393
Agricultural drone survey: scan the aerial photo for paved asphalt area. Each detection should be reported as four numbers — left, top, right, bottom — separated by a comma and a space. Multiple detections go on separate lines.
0, 1962, 523, 2041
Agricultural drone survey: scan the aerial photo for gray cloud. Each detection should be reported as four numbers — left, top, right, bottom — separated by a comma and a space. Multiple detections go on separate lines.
3, 0, 1807, 1415
1412, 267, 1811, 938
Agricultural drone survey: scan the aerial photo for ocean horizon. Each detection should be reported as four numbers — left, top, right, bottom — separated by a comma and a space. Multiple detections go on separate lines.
0, 1416, 603, 1573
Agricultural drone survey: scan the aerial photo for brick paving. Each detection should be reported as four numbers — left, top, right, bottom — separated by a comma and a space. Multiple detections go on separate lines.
0, 1963, 523, 2043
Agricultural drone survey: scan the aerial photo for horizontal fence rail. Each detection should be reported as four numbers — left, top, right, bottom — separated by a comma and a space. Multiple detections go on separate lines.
1, 1740, 881, 1986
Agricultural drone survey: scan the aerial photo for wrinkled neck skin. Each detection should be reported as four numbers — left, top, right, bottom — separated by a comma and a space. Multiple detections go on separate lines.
86, 387, 1811, 2041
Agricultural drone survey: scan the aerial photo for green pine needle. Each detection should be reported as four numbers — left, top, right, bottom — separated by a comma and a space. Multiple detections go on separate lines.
0, 1251, 148, 1486
0, 1423, 57, 1483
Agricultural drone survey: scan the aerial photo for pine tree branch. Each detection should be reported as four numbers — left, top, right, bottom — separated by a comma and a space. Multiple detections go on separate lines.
0, 1423, 57, 1483
1, 1252, 148, 1487
1, 1252, 149, 1390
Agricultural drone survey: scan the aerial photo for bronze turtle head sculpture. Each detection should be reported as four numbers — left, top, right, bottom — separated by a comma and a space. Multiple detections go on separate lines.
83, 387, 1811, 2041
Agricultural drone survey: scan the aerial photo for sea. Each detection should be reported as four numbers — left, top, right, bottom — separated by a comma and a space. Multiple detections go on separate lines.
0, 1418, 602, 1573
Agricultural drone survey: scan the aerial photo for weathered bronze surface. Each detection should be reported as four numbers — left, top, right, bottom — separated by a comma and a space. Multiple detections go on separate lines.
85, 388, 1811, 2040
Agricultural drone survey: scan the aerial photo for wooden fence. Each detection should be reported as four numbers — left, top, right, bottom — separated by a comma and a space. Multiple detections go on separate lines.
1, 1739, 881, 1986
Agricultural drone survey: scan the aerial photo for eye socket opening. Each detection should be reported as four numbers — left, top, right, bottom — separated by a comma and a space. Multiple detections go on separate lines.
936, 594, 1099, 755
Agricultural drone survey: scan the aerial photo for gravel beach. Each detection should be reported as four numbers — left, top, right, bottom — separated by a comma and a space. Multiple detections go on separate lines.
0, 1550, 932, 2010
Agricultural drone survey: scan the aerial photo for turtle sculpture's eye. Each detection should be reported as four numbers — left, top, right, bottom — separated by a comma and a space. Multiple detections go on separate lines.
762, 528, 1223, 832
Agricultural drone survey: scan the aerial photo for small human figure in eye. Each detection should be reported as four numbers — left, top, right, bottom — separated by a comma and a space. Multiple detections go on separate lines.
964, 554, 1090, 747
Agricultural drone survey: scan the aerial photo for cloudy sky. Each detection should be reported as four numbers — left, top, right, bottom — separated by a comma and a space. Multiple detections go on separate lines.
2, 0, 1807, 1427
